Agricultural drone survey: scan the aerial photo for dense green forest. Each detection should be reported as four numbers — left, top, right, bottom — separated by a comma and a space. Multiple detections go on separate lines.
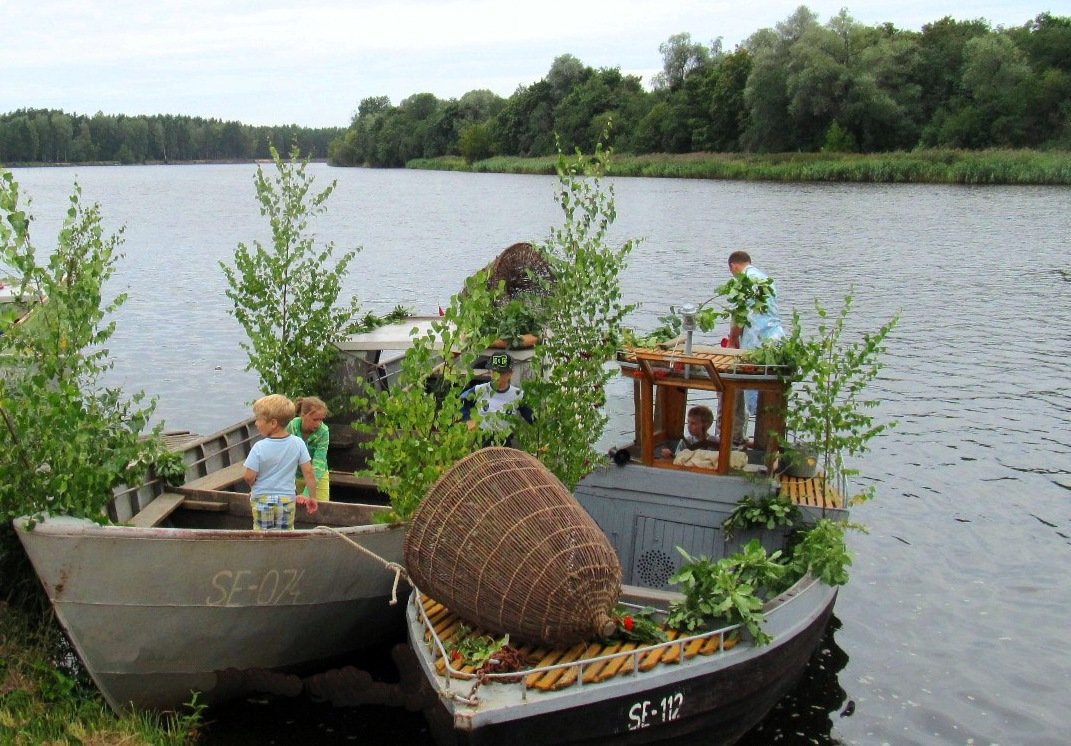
0, 110, 342, 165
330, 8, 1071, 167
3, 7, 1068, 169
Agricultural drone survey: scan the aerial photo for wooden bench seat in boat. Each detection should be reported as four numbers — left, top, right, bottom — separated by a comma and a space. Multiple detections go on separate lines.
328, 470, 379, 490
127, 492, 232, 527
183, 463, 379, 493
128, 493, 186, 527
181, 462, 248, 492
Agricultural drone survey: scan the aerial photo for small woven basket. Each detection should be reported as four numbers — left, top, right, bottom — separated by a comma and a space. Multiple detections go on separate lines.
405, 447, 621, 647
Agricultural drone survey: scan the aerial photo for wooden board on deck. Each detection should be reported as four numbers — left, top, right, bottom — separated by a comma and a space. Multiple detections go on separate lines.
778, 475, 844, 509
419, 594, 737, 691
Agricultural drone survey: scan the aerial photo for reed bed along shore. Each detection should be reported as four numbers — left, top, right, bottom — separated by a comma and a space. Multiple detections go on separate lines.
409, 149, 1071, 185
0, 599, 201, 744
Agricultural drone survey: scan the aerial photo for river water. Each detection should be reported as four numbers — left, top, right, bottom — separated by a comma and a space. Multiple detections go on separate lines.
8, 164, 1071, 745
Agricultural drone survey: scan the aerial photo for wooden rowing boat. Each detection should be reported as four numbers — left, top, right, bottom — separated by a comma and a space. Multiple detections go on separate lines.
14, 418, 407, 712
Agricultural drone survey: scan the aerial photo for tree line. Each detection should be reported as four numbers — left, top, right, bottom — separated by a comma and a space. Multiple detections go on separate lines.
330, 8, 1071, 167
3, 7, 1067, 168
0, 110, 342, 165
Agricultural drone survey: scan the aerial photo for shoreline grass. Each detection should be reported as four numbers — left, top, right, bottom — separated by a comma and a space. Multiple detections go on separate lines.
408, 149, 1071, 185
0, 598, 202, 744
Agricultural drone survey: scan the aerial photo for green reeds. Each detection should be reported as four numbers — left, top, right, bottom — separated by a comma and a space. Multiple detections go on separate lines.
0, 599, 203, 744
409, 149, 1071, 185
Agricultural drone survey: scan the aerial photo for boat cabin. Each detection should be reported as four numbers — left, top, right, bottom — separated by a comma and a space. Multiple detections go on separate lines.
616, 344, 788, 474
615, 342, 845, 511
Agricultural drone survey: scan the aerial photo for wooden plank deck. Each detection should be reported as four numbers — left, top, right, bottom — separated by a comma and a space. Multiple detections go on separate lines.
420, 594, 737, 690
778, 474, 844, 509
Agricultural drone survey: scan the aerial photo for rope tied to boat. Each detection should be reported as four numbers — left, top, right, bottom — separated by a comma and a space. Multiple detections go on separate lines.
313, 526, 408, 605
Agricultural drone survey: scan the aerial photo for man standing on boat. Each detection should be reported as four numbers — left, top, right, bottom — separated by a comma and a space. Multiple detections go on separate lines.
727, 250, 784, 445
460, 352, 533, 447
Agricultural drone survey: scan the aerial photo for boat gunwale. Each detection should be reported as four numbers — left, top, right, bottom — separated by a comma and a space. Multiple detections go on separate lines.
13, 513, 402, 539
410, 573, 822, 694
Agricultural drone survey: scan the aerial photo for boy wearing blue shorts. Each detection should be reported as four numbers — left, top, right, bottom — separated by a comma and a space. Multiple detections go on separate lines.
243, 394, 318, 530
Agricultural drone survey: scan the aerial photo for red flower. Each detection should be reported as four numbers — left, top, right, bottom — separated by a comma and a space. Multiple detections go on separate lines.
623, 616, 635, 632
720, 337, 729, 348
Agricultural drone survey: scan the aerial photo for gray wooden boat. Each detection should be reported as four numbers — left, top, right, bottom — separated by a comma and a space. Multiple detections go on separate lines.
14, 418, 407, 712
405, 346, 848, 745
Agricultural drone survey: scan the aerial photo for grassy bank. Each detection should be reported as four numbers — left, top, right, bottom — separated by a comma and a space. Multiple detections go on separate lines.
0, 598, 201, 744
408, 149, 1071, 185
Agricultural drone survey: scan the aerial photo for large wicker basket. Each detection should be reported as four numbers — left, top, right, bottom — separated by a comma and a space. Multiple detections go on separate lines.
404, 447, 621, 647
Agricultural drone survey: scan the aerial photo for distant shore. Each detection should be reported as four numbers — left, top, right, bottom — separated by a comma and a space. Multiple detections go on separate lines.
4, 158, 329, 168
8, 151, 1071, 185
406, 149, 1071, 185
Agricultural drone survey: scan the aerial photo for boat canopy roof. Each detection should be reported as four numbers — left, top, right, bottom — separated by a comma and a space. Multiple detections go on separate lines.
336, 316, 447, 351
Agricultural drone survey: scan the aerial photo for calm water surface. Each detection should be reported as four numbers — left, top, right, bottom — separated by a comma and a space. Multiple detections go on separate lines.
10, 164, 1071, 745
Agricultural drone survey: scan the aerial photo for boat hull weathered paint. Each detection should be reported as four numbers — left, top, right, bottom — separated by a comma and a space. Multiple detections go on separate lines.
407, 460, 844, 746
14, 420, 408, 712
409, 578, 835, 746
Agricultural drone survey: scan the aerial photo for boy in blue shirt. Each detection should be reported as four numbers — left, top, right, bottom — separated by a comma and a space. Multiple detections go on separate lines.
244, 394, 318, 530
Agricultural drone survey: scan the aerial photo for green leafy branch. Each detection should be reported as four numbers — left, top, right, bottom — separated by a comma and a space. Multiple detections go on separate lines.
789, 518, 860, 587
666, 541, 787, 645
220, 144, 364, 400
722, 493, 801, 539
513, 136, 636, 489
0, 171, 162, 526
353, 272, 504, 522
445, 624, 510, 668
621, 271, 774, 349
783, 292, 900, 502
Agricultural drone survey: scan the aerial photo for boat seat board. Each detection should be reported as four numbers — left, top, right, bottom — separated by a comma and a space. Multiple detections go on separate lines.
181, 499, 230, 512
419, 594, 738, 692
128, 492, 185, 527
182, 462, 247, 491
328, 470, 379, 490
778, 475, 844, 509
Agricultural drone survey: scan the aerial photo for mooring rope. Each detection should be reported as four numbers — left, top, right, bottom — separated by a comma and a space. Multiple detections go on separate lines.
313, 525, 408, 605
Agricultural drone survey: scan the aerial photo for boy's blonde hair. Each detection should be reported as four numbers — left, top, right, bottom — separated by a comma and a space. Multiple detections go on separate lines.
295, 396, 329, 417
253, 394, 296, 424
688, 405, 714, 428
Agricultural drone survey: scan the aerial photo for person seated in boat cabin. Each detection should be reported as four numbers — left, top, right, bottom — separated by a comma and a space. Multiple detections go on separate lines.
288, 395, 331, 502
460, 352, 533, 447
657, 404, 718, 459
244, 394, 318, 530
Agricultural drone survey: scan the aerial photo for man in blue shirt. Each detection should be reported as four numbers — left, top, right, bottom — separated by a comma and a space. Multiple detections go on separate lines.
727, 251, 784, 445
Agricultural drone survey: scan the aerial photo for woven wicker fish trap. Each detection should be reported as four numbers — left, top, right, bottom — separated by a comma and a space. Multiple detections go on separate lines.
404, 447, 621, 647
484, 242, 554, 305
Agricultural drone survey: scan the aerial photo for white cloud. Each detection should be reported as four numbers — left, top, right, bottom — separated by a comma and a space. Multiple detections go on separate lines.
2, 0, 1056, 126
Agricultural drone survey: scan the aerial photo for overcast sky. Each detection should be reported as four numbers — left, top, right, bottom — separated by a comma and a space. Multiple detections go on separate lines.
3, 1, 1064, 128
